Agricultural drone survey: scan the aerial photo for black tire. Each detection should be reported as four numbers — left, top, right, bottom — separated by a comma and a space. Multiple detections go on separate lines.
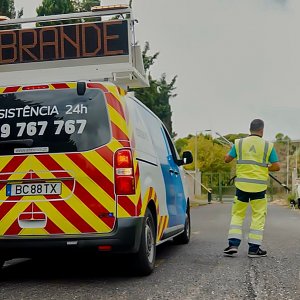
134, 208, 156, 276
173, 212, 191, 244
298, 198, 300, 209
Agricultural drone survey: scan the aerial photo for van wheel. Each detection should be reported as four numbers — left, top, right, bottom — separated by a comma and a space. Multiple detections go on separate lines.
174, 212, 191, 244
134, 208, 156, 276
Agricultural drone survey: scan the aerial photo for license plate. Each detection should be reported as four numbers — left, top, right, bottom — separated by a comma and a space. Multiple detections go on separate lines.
6, 182, 62, 197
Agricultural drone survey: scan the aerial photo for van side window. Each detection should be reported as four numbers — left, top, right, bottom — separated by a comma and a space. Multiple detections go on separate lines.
131, 98, 167, 164
162, 127, 181, 163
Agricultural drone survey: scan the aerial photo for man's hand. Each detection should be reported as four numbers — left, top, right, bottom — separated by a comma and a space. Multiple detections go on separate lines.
268, 162, 280, 172
224, 154, 234, 163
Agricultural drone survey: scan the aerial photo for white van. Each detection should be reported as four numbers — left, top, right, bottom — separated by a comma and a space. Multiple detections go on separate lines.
0, 6, 193, 275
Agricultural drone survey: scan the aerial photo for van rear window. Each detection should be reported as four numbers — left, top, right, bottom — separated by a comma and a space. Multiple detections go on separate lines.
0, 88, 111, 155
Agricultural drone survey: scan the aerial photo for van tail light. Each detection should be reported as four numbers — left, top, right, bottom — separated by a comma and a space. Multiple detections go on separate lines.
114, 149, 135, 195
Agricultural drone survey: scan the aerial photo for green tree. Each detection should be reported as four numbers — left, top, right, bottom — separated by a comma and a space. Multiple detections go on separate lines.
275, 132, 284, 142
178, 134, 231, 173
223, 133, 248, 144
36, 0, 75, 25
175, 137, 188, 155
36, 0, 75, 16
36, 0, 101, 25
275, 132, 291, 145
133, 42, 177, 136
0, 0, 23, 18
0, 0, 23, 29
73, 0, 100, 12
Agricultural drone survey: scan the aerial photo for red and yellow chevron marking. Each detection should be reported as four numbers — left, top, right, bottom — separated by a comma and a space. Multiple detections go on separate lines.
106, 95, 130, 145
96, 83, 142, 218
157, 215, 169, 241
140, 187, 169, 242
0, 81, 142, 236
141, 187, 159, 217
0, 152, 119, 236
0, 82, 77, 94
87, 82, 130, 148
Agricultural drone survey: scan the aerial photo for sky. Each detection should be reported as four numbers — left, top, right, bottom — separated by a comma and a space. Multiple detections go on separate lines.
13, 0, 300, 140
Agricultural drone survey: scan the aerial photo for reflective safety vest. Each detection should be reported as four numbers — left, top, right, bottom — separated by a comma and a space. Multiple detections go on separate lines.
235, 136, 273, 192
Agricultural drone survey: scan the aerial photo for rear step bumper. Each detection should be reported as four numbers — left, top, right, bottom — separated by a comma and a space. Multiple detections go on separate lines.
0, 217, 144, 259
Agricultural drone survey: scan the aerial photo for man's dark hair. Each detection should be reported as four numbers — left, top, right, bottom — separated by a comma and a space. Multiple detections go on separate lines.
250, 119, 264, 132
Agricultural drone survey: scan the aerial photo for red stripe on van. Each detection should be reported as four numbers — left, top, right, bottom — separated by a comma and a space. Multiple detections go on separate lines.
135, 166, 142, 215
3, 86, 20, 93
70, 183, 115, 229
51, 83, 70, 89
4, 202, 32, 235
0, 156, 27, 178
5, 218, 64, 236
148, 187, 153, 201
32, 202, 64, 234
87, 82, 108, 92
4, 219, 22, 236
111, 122, 129, 142
46, 194, 97, 233
44, 217, 64, 234
0, 199, 22, 221
96, 146, 114, 166
159, 217, 168, 240
67, 153, 115, 199
136, 196, 142, 216
106, 93, 126, 120
117, 195, 136, 216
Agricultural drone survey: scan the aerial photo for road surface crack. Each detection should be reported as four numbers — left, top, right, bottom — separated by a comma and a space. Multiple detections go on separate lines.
245, 261, 262, 300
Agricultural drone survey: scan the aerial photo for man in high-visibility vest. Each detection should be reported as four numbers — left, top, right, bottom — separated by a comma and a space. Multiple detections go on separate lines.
223, 119, 280, 257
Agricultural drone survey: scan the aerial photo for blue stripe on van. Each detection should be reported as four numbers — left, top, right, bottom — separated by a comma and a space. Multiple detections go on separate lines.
160, 128, 186, 227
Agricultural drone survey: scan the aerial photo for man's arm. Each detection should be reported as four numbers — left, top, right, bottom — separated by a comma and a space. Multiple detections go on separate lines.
268, 147, 280, 172
224, 144, 236, 163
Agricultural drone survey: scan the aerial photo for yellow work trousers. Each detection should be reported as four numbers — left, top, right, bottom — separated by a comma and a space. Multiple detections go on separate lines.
228, 197, 267, 245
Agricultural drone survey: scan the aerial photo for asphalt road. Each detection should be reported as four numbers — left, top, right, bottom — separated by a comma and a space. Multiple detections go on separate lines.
0, 203, 300, 300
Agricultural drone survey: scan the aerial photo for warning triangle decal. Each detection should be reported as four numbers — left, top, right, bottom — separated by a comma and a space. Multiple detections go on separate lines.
249, 145, 256, 153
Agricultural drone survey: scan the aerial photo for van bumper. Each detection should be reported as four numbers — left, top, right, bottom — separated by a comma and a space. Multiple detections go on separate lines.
0, 217, 144, 259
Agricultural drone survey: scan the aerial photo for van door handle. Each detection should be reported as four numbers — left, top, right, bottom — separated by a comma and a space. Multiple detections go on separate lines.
173, 171, 179, 176
169, 169, 174, 175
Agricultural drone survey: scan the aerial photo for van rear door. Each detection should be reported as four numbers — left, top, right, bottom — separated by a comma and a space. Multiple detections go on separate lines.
0, 85, 116, 236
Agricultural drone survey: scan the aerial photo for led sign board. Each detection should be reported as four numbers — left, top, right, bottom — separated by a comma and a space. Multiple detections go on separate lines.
0, 20, 129, 65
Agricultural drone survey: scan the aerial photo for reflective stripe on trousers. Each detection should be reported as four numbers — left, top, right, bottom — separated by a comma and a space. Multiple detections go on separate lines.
228, 198, 247, 240
228, 196, 267, 245
248, 197, 267, 245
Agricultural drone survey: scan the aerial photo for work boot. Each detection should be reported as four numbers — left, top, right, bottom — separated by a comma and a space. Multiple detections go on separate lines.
223, 245, 238, 256
248, 247, 267, 258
